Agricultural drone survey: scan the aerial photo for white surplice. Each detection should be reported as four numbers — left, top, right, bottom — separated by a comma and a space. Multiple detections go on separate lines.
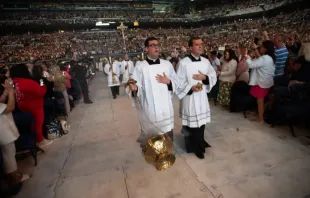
98, 62, 104, 72
132, 59, 179, 143
176, 56, 217, 128
104, 61, 120, 87
121, 60, 135, 84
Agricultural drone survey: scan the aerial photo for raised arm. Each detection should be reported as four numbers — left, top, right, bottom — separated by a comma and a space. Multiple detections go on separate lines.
246, 56, 266, 69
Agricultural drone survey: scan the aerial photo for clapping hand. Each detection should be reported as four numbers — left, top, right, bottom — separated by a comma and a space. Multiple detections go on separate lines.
2, 79, 14, 92
192, 71, 206, 81
251, 42, 257, 50
156, 73, 171, 85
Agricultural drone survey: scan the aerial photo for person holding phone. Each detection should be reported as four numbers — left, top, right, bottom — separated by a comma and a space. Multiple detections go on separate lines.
0, 79, 30, 187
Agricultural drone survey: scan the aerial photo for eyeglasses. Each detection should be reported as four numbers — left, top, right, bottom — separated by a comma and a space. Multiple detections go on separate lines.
148, 44, 160, 48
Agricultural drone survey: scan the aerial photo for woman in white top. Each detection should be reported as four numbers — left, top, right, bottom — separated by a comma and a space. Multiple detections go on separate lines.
246, 40, 276, 123
0, 78, 29, 186
217, 49, 238, 107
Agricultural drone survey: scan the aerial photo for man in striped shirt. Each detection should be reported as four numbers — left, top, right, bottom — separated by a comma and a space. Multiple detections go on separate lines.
274, 34, 289, 76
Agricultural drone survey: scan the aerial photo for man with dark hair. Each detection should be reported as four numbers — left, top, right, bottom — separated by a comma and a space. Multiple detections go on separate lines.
129, 37, 179, 145
188, 37, 201, 48
144, 37, 158, 48
73, 61, 93, 104
175, 37, 217, 159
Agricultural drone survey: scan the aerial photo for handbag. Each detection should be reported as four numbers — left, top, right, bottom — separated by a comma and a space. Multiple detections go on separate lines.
45, 118, 64, 140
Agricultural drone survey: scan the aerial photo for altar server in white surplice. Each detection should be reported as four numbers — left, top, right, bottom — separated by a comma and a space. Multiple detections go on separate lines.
104, 59, 120, 99
129, 37, 179, 146
121, 53, 135, 85
176, 37, 217, 159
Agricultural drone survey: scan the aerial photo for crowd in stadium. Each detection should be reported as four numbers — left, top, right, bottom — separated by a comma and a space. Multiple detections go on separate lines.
0, 0, 309, 195
1, 9, 309, 63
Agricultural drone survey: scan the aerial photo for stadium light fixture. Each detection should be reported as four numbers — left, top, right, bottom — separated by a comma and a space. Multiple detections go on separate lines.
96, 21, 110, 26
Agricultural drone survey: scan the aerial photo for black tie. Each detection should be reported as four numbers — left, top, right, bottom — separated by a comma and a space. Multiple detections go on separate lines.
146, 58, 160, 65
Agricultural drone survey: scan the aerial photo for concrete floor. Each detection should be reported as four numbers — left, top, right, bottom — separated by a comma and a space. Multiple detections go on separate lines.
16, 74, 310, 198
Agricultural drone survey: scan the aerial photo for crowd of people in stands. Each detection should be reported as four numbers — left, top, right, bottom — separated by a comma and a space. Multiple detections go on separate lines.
0, 58, 94, 194
0, 0, 297, 25
0, 9, 309, 64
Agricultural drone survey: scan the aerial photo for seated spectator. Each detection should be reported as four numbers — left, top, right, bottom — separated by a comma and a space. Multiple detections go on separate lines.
0, 79, 29, 186
246, 40, 276, 123
274, 43, 310, 104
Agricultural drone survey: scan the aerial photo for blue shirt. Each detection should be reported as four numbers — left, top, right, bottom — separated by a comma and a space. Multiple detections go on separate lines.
274, 46, 288, 76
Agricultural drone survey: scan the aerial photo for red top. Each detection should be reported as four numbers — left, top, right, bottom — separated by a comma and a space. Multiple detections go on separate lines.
63, 71, 72, 88
13, 78, 46, 109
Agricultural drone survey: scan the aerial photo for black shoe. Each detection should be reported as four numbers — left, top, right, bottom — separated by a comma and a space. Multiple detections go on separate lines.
195, 152, 205, 159
84, 100, 93, 104
113, 96, 116, 99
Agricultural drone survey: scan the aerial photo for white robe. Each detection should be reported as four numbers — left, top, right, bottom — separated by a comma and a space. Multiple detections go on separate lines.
176, 57, 217, 128
135, 60, 142, 67
104, 62, 120, 87
132, 59, 179, 142
121, 60, 135, 84
98, 62, 104, 72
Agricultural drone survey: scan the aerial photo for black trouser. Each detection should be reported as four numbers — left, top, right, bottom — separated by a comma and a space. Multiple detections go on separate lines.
43, 98, 56, 125
274, 75, 289, 87
184, 125, 211, 154
274, 83, 305, 104
119, 74, 123, 84
79, 80, 90, 101
110, 86, 119, 98
208, 77, 220, 99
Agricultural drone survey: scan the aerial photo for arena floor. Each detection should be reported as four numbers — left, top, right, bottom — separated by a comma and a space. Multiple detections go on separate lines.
16, 73, 310, 198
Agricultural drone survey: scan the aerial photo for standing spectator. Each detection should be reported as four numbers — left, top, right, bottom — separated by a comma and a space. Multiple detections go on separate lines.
246, 40, 276, 123
10, 64, 52, 146
274, 34, 289, 77
217, 49, 238, 107
208, 51, 221, 101
72, 61, 93, 104
236, 43, 250, 83
50, 65, 70, 115
0, 79, 29, 187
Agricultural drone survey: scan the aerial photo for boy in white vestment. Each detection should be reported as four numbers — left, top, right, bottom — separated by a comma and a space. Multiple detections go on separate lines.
104, 59, 121, 99
176, 37, 217, 159
128, 37, 179, 145
121, 53, 135, 86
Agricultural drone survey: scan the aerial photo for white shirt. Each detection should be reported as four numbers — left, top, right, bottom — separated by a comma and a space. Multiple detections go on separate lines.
210, 57, 221, 71
0, 103, 19, 145
246, 55, 275, 88
219, 59, 238, 83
